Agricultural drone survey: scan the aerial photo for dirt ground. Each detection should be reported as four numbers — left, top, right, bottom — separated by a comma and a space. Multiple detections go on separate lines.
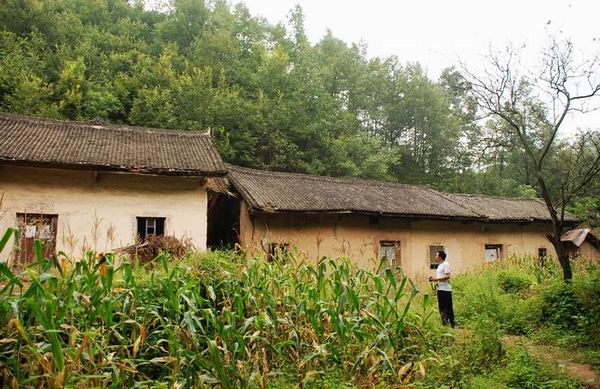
502, 335, 599, 389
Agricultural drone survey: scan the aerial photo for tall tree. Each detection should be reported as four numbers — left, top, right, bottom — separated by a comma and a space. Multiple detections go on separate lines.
463, 39, 600, 280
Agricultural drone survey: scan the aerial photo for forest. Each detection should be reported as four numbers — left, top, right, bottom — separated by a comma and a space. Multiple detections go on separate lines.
0, 0, 598, 228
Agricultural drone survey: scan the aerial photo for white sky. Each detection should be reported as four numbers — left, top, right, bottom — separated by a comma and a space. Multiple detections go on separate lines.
238, 0, 600, 132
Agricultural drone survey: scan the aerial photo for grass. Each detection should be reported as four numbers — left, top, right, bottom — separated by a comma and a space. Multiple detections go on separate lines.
451, 254, 600, 386
0, 227, 596, 388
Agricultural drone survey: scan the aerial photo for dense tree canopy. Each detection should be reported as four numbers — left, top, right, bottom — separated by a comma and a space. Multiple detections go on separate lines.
0, 0, 597, 222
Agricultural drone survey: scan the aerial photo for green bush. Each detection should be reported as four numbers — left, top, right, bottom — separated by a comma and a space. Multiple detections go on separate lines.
453, 271, 541, 335
497, 270, 532, 294
539, 282, 582, 329
574, 271, 600, 346
416, 319, 505, 388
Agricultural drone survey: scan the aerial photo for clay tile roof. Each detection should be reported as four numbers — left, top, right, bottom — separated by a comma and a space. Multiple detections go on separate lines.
0, 113, 226, 176
227, 165, 580, 223
441, 193, 579, 223
227, 165, 482, 220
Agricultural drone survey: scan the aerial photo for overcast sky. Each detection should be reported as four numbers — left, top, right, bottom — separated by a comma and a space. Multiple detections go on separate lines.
238, 0, 600, 132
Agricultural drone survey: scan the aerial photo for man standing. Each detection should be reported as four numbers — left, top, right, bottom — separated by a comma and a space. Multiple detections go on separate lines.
430, 250, 455, 327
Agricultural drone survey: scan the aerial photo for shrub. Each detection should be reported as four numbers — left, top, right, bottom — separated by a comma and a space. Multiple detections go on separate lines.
453, 271, 541, 335
497, 270, 532, 294
539, 282, 582, 329
573, 270, 600, 346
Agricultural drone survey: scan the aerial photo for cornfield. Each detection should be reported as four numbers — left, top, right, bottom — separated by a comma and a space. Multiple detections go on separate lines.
0, 228, 438, 387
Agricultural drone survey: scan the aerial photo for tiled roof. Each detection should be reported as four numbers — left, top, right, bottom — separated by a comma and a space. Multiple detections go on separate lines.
227, 165, 579, 223
442, 193, 579, 223
0, 114, 226, 176
228, 166, 481, 220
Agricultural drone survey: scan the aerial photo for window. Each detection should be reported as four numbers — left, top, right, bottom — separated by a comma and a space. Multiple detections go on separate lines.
16, 213, 58, 265
538, 248, 547, 260
379, 241, 401, 268
137, 217, 165, 240
268, 242, 289, 261
429, 245, 445, 269
484, 244, 503, 262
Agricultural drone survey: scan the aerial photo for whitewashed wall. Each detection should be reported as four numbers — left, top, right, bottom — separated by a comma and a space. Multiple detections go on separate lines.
0, 165, 208, 261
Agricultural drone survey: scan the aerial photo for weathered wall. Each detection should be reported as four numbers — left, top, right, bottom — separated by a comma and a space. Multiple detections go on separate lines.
578, 241, 600, 260
0, 165, 208, 261
239, 200, 558, 279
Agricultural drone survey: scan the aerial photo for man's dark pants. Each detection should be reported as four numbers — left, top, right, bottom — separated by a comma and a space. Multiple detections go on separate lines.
437, 290, 455, 327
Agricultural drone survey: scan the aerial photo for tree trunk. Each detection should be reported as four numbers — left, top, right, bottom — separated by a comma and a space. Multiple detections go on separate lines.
537, 176, 573, 281
551, 225, 573, 281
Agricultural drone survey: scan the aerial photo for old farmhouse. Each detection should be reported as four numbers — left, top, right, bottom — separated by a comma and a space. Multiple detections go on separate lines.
2, 114, 597, 277
208, 165, 589, 279
0, 114, 226, 265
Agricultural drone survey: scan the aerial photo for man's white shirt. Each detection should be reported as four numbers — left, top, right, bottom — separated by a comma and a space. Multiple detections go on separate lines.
436, 260, 452, 291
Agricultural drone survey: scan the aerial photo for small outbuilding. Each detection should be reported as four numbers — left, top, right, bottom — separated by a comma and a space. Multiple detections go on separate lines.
0, 114, 226, 265
208, 165, 583, 279
561, 228, 600, 260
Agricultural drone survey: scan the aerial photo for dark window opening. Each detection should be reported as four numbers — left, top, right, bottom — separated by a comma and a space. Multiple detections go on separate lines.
484, 244, 503, 262
137, 217, 165, 241
538, 248, 547, 259
429, 245, 445, 269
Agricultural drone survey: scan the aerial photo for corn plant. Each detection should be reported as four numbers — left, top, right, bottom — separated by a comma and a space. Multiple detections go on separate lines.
0, 231, 439, 388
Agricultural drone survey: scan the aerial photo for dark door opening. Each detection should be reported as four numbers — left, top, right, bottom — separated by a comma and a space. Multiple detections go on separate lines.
207, 193, 241, 249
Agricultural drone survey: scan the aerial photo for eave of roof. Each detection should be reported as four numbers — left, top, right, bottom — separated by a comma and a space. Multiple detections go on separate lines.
0, 158, 228, 177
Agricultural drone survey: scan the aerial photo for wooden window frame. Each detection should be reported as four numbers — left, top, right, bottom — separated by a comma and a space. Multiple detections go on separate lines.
484, 244, 503, 262
379, 240, 401, 269
429, 245, 445, 269
16, 213, 58, 265
136, 217, 166, 241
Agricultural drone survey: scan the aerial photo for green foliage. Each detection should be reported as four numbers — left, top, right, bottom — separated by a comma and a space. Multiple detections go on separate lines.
569, 196, 600, 228
539, 282, 582, 329
0, 243, 439, 387
462, 318, 505, 372
453, 268, 541, 335
498, 349, 579, 389
574, 269, 600, 346
3, 0, 580, 194
456, 257, 600, 349
497, 270, 532, 294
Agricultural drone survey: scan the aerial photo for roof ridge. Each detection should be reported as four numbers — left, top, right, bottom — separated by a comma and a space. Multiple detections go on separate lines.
227, 164, 430, 189
0, 112, 211, 137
